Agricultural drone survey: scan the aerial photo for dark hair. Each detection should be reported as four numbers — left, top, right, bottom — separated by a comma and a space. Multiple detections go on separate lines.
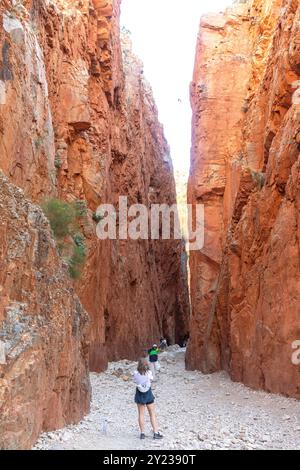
137, 358, 150, 375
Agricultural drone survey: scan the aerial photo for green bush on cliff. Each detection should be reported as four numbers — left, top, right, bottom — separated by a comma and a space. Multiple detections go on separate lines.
42, 198, 87, 279
42, 198, 77, 238
92, 212, 104, 223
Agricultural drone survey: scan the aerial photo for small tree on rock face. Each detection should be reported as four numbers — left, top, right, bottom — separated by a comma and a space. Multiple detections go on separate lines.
42, 198, 87, 279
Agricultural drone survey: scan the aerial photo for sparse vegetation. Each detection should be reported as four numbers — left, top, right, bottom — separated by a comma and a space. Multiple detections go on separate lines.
92, 212, 104, 223
68, 242, 87, 280
42, 198, 87, 279
75, 200, 88, 217
251, 170, 266, 190
42, 198, 77, 238
54, 156, 62, 169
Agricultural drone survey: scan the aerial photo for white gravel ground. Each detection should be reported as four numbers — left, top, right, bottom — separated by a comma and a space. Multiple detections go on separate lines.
34, 347, 300, 450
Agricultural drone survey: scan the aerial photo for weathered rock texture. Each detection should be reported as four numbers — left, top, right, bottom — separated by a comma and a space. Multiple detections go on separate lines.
0, 173, 91, 450
0, 0, 189, 395
187, 0, 300, 399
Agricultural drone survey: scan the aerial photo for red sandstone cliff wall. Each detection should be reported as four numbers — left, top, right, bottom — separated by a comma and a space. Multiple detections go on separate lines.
187, 0, 300, 398
0, 173, 90, 450
0, 0, 189, 378
0, 0, 189, 448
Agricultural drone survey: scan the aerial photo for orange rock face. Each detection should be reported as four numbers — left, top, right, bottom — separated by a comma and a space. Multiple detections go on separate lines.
0, 173, 91, 450
187, 0, 300, 398
0, 0, 189, 383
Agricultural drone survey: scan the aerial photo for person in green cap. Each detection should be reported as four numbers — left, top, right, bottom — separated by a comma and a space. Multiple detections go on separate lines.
148, 344, 161, 379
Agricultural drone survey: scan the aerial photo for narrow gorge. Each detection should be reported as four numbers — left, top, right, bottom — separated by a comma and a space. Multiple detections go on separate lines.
0, 0, 299, 451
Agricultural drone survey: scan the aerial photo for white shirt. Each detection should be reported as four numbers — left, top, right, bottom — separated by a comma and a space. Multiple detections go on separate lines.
133, 370, 153, 389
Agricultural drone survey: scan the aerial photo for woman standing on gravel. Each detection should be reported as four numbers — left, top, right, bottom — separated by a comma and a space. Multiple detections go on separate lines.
133, 358, 163, 440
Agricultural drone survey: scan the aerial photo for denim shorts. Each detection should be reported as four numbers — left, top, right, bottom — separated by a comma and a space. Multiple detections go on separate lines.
135, 388, 155, 405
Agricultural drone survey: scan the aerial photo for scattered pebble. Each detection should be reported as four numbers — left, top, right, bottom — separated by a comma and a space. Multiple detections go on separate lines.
34, 348, 300, 450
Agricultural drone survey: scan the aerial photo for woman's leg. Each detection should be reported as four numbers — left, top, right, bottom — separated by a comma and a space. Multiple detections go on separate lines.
149, 362, 155, 380
146, 403, 158, 433
137, 405, 146, 433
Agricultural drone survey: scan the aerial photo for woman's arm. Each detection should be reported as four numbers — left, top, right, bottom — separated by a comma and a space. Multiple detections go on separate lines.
148, 370, 154, 382
133, 371, 139, 385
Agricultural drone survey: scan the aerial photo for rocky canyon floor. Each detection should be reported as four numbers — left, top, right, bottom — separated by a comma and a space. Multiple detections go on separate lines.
34, 348, 300, 451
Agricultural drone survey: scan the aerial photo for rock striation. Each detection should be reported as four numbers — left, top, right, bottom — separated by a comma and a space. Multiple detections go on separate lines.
187, 0, 300, 399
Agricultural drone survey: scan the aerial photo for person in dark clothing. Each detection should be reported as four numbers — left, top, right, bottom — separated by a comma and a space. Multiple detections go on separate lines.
159, 337, 168, 351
